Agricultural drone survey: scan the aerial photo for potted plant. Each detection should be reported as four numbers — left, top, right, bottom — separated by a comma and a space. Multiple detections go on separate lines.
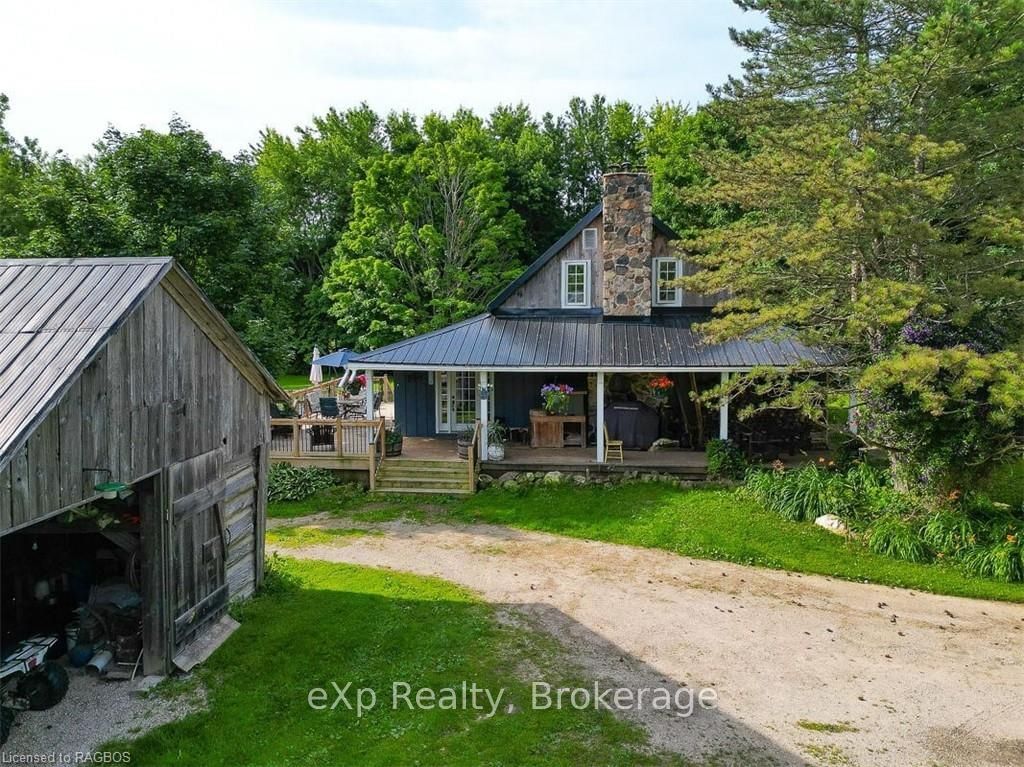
540, 383, 574, 415
384, 424, 403, 457
456, 431, 473, 459
487, 421, 508, 461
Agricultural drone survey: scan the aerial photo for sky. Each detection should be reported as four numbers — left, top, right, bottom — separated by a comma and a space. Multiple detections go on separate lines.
1, 0, 758, 159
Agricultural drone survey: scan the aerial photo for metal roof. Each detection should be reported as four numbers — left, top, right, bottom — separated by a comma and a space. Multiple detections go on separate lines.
0, 258, 288, 471
0, 258, 172, 466
487, 203, 680, 311
349, 313, 829, 371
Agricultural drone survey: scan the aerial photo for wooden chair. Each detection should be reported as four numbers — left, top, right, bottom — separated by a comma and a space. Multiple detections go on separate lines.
603, 424, 624, 463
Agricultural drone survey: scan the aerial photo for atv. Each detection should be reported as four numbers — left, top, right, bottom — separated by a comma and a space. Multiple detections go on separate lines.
1, 635, 69, 745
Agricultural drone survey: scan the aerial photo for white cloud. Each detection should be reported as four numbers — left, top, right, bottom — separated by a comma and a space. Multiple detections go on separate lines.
0, 0, 755, 157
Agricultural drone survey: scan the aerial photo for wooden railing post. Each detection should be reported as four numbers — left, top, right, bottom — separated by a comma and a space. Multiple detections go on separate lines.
292, 421, 300, 456
334, 418, 343, 457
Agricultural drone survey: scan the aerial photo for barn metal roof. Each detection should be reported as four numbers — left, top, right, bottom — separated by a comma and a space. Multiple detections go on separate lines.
0, 258, 287, 471
349, 313, 829, 371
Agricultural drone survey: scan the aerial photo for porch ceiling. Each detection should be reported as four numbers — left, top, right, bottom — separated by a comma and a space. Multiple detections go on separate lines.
350, 313, 831, 371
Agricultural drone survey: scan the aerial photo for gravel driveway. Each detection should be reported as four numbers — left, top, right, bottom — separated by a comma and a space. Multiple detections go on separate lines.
271, 517, 1024, 767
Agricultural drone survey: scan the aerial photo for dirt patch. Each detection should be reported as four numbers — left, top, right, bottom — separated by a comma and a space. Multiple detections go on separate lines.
272, 520, 1024, 767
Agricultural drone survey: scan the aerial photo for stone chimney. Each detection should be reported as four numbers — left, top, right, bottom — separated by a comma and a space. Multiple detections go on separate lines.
601, 165, 653, 316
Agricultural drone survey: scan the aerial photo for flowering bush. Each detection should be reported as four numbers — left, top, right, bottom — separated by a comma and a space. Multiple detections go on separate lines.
540, 383, 573, 414
645, 375, 674, 408
346, 373, 367, 395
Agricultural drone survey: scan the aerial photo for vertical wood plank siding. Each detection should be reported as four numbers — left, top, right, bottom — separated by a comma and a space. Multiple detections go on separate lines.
0, 284, 271, 601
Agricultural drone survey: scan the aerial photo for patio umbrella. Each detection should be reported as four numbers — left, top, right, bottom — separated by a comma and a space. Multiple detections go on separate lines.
309, 346, 323, 386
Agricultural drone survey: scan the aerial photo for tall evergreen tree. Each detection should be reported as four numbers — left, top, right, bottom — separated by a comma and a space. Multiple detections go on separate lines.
686, 0, 1024, 489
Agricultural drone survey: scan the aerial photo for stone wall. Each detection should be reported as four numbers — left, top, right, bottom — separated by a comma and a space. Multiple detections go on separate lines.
601, 170, 653, 316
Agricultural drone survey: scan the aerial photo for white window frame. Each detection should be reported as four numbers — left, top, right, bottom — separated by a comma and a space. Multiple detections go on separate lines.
652, 256, 683, 307
581, 227, 598, 255
561, 259, 591, 308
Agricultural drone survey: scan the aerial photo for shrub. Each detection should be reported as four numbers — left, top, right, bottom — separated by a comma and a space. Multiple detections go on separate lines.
268, 464, 335, 503
867, 513, 931, 563
920, 509, 979, 557
959, 538, 1024, 583
706, 438, 747, 480
741, 464, 854, 521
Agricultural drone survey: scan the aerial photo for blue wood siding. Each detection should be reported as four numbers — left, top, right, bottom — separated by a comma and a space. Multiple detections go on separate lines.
393, 371, 435, 437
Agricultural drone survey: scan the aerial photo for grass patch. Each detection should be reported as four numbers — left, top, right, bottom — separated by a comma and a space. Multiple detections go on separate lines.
266, 525, 380, 548
276, 374, 311, 390
796, 719, 859, 734
109, 558, 683, 766
267, 483, 371, 519
295, 483, 1023, 602
799, 742, 852, 766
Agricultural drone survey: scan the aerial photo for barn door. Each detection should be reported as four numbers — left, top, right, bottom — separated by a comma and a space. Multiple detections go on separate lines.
170, 480, 228, 653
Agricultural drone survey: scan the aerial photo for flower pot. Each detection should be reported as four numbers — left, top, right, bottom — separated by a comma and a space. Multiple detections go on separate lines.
385, 438, 403, 457
487, 443, 505, 461
456, 434, 473, 459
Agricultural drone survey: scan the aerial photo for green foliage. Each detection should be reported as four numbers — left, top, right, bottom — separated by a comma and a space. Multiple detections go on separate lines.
867, 514, 930, 563
742, 463, 855, 521
860, 348, 1024, 491
685, 1, 1024, 494
705, 438, 747, 480
960, 538, 1024, 583
978, 459, 1024, 508
267, 464, 335, 503
259, 552, 303, 596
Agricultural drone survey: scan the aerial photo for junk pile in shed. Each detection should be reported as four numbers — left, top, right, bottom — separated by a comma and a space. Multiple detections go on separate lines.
1, 483, 152, 744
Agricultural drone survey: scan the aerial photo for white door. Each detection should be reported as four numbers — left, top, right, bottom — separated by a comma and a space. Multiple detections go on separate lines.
436, 371, 478, 433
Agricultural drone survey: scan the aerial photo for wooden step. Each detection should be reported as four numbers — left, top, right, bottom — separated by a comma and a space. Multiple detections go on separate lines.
374, 486, 474, 495
375, 477, 472, 487
379, 464, 468, 476
384, 458, 466, 468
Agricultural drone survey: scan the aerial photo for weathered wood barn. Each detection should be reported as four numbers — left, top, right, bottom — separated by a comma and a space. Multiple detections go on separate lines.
0, 258, 286, 675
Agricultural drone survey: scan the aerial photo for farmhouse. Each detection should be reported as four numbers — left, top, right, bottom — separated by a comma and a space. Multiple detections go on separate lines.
0, 258, 286, 676
273, 168, 828, 493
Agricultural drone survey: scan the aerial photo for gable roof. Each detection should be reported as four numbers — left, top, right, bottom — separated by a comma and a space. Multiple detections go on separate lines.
487, 203, 681, 311
349, 312, 831, 371
0, 257, 286, 471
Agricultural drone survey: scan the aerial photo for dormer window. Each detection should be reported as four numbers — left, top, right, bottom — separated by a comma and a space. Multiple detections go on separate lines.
581, 227, 598, 255
653, 257, 683, 307
561, 260, 591, 308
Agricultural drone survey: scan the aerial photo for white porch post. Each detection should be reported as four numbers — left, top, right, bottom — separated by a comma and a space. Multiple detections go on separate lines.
596, 371, 605, 462
365, 369, 375, 420
719, 371, 730, 441
479, 371, 489, 460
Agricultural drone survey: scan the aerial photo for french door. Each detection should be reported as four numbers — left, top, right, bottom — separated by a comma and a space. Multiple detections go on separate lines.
436, 371, 479, 433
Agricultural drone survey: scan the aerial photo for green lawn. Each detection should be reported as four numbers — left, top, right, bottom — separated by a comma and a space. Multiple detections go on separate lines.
111, 558, 682, 766
276, 374, 312, 391
272, 483, 1024, 603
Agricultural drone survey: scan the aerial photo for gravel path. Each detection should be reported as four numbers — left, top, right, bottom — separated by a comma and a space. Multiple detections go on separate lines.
272, 517, 1024, 767
2, 667, 204, 760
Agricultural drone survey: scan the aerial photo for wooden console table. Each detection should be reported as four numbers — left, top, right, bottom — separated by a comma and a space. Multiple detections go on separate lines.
529, 410, 587, 448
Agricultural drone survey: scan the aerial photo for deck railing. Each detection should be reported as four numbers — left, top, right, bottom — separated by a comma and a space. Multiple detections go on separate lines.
368, 418, 386, 491
269, 417, 383, 458
467, 420, 481, 489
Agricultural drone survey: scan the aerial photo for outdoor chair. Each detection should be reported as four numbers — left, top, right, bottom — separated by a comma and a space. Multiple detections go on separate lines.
305, 391, 321, 416
320, 397, 339, 418
603, 424, 624, 463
